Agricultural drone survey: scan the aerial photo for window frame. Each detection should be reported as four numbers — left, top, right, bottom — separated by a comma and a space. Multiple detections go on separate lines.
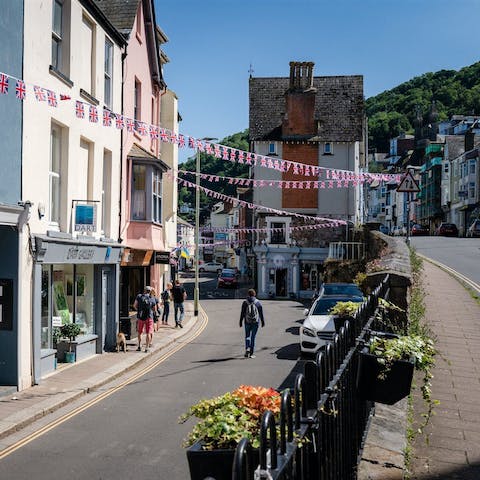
266, 216, 291, 245
52, 0, 63, 71
134, 78, 141, 123
323, 142, 333, 155
49, 124, 62, 225
268, 142, 277, 155
131, 161, 163, 224
104, 37, 113, 108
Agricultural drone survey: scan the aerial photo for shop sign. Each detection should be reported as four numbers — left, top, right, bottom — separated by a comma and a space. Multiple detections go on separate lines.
155, 252, 170, 264
74, 204, 97, 232
214, 233, 228, 240
52, 316, 62, 327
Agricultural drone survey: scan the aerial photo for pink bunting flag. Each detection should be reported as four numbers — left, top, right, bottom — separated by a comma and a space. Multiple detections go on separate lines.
229, 149, 236, 162
205, 142, 213, 154
214, 145, 221, 158
222, 147, 229, 160
169, 131, 177, 144
245, 152, 252, 165
188, 137, 195, 148
238, 151, 244, 163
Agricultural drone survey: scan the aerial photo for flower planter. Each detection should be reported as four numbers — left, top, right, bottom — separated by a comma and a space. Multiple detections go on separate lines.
356, 347, 414, 405
186, 441, 258, 480
64, 351, 76, 363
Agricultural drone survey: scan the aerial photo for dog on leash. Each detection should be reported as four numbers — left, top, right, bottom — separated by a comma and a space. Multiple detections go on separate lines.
116, 332, 127, 352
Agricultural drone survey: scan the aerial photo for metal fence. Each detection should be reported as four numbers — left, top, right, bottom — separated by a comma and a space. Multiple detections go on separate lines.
232, 274, 391, 480
327, 242, 365, 261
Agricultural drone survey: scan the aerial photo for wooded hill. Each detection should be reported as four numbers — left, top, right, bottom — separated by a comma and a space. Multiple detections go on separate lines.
367, 61, 480, 151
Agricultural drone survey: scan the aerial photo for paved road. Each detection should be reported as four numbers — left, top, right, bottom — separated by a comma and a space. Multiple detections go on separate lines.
410, 236, 480, 286
0, 276, 304, 480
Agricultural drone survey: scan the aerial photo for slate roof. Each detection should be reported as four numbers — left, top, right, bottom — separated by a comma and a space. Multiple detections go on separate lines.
128, 144, 169, 171
93, 0, 141, 35
249, 75, 364, 142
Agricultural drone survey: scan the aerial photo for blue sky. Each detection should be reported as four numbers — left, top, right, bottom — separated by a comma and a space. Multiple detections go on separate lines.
155, 0, 480, 161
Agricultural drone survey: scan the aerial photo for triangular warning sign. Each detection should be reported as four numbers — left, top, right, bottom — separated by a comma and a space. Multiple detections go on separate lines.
397, 171, 420, 193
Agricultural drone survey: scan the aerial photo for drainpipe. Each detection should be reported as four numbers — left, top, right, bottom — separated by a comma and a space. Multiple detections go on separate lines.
118, 43, 127, 244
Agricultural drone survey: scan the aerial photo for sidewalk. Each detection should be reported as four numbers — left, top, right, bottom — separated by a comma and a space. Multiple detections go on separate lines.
360, 259, 480, 479
0, 302, 200, 444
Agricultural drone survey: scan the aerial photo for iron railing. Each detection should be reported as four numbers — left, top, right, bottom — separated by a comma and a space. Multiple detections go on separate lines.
327, 242, 365, 261
232, 274, 391, 480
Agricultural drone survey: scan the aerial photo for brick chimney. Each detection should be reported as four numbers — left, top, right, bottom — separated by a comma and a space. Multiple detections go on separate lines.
283, 61, 317, 136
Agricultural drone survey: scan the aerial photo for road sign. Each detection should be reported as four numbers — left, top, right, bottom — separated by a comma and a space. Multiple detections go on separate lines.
396, 171, 420, 193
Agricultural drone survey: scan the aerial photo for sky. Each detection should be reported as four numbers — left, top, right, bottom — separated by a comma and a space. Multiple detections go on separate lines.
155, 0, 480, 162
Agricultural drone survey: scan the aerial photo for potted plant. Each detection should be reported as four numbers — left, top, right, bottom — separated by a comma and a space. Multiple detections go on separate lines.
356, 333, 436, 405
179, 385, 281, 480
329, 300, 362, 331
60, 323, 82, 363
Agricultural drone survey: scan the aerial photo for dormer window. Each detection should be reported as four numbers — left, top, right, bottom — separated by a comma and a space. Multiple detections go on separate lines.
323, 142, 333, 155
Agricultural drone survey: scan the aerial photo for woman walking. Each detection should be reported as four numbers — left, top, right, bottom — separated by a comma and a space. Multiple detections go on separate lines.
161, 282, 172, 325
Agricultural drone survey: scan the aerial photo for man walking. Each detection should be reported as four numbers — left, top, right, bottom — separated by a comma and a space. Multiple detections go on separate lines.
172, 279, 187, 328
239, 289, 265, 358
133, 286, 157, 352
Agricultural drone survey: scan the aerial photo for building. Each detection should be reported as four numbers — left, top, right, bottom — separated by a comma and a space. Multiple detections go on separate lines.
20, 0, 126, 385
94, 0, 172, 318
249, 61, 365, 298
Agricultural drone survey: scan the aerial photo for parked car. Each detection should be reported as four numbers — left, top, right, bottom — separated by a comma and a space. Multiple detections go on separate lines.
466, 219, 480, 238
379, 224, 390, 235
390, 226, 406, 236
300, 295, 364, 355
435, 223, 458, 237
198, 262, 223, 273
410, 224, 429, 236
318, 283, 363, 300
217, 269, 238, 288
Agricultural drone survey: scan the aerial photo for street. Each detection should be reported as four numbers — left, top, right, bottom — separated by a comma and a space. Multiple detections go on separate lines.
0, 274, 304, 479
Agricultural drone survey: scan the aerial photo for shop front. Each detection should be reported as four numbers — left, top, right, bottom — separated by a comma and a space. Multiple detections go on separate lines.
33, 235, 122, 381
253, 245, 328, 300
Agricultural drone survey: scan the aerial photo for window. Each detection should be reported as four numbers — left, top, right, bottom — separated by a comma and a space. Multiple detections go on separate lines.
102, 150, 112, 236
152, 171, 162, 223
132, 164, 146, 220
469, 160, 476, 175
444, 163, 449, 174
271, 222, 286, 244
268, 142, 277, 155
324, 142, 333, 154
50, 125, 62, 224
131, 163, 164, 222
104, 38, 113, 108
52, 0, 63, 70
469, 182, 475, 199
80, 16, 94, 95
134, 79, 141, 122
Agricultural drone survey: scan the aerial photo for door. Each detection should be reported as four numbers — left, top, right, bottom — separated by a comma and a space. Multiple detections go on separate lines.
96, 265, 115, 352
275, 269, 287, 297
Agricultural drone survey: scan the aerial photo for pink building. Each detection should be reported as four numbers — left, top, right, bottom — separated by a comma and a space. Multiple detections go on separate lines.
95, 0, 171, 315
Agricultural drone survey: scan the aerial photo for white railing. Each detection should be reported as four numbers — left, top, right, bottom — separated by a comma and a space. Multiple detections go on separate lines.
327, 242, 365, 261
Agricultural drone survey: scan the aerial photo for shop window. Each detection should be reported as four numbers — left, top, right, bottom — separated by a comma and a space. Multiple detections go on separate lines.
41, 266, 52, 349
300, 262, 322, 291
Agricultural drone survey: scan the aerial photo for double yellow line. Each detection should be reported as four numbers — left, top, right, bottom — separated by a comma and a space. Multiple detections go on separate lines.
0, 309, 208, 460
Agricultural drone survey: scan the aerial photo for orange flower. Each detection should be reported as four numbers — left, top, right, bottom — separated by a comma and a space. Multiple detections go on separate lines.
232, 385, 281, 419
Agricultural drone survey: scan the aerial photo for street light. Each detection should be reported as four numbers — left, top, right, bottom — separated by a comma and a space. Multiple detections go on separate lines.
194, 137, 218, 317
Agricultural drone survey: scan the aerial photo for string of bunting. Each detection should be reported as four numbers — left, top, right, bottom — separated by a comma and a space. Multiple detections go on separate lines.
172, 174, 346, 227
0, 69, 400, 184
200, 223, 341, 234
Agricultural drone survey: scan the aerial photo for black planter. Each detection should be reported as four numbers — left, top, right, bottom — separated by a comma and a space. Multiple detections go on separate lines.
356, 348, 414, 405
186, 441, 259, 480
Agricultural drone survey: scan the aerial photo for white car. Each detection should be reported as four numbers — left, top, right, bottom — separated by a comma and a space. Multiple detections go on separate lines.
198, 262, 223, 273
300, 296, 363, 356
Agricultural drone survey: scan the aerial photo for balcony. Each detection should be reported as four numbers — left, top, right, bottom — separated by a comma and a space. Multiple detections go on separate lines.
425, 144, 443, 155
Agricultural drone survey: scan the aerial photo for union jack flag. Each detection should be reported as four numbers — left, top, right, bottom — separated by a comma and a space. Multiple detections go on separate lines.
89, 106, 98, 123
15, 80, 26, 100
260, 157, 267, 167
75, 101, 85, 118
237, 151, 244, 164
103, 109, 112, 127
115, 114, 124, 129
149, 125, 159, 139
222, 147, 229, 160
46, 90, 57, 107
214, 145, 221, 158
205, 142, 213, 154
0, 74, 9, 94
196, 139, 204, 152
34, 86, 46, 101
126, 117, 135, 132
229, 149, 236, 162
188, 137, 195, 148
169, 131, 177, 144
137, 122, 147, 136
178, 134, 186, 148
245, 153, 252, 165
60, 94, 71, 101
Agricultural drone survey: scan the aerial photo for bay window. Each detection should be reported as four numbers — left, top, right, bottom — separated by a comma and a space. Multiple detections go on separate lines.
131, 162, 164, 223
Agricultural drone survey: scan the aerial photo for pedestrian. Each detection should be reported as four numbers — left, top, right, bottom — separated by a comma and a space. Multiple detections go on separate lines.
161, 282, 172, 325
239, 288, 265, 359
172, 279, 187, 328
149, 287, 161, 332
133, 286, 156, 352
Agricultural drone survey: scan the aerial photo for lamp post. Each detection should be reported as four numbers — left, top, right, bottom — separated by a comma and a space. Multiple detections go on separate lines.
194, 137, 217, 317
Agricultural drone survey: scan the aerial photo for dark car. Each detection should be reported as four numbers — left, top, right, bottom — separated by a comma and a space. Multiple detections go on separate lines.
467, 220, 480, 238
435, 223, 458, 237
217, 269, 238, 288
411, 224, 429, 236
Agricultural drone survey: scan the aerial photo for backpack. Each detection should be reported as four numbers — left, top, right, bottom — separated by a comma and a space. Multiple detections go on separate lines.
161, 290, 170, 303
137, 294, 151, 320
245, 300, 259, 324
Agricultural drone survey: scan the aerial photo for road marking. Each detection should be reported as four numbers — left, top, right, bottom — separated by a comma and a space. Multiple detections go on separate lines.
418, 254, 480, 294
0, 308, 208, 460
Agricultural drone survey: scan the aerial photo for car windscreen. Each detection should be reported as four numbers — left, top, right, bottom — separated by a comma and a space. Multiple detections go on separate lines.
221, 272, 235, 278
323, 285, 362, 296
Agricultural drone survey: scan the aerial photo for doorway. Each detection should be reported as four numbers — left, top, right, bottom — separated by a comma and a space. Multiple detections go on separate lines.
275, 269, 287, 297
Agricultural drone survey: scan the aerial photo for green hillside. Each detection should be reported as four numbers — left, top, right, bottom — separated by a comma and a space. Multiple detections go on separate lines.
367, 61, 480, 151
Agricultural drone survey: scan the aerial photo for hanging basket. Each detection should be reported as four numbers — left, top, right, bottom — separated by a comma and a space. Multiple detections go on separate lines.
356, 347, 414, 405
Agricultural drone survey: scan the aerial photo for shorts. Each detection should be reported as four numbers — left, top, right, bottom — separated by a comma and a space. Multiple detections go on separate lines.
137, 318, 154, 334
